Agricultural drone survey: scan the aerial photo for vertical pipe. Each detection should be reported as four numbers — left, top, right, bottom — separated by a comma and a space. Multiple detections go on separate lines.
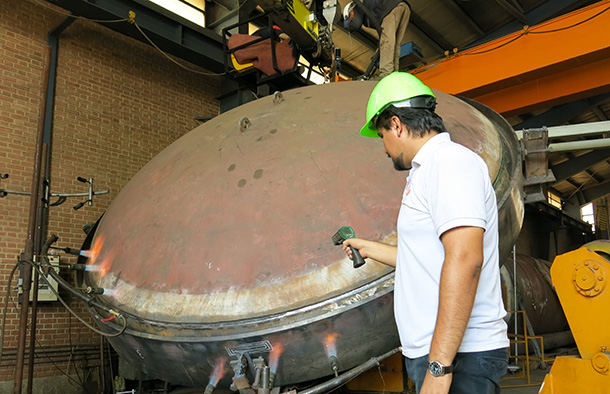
13, 45, 52, 394
513, 244, 518, 364
26, 270, 40, 394
602, 197, 610, 239
39, 16, 73, 241
26, 138, 48, 394
107, 341, 116, 394
100, 335, 106, 394
21, 17, 74, 394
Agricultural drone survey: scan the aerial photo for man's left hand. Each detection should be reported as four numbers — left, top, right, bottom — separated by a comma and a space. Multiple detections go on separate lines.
419, 372, 452, 394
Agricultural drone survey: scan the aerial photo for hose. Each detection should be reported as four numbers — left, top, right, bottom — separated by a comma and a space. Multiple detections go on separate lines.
298, 347, 402, 394
0, 262, 23, 361
25, 234, 127, 337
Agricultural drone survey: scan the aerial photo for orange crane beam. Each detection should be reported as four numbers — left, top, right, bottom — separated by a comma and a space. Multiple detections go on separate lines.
412, 0, 610, 117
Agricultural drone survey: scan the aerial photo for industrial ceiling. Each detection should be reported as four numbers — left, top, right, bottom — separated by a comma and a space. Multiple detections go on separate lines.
44, 0, 610, 213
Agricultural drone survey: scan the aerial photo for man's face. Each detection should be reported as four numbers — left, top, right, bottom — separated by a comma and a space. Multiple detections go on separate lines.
377, 120, 412, 171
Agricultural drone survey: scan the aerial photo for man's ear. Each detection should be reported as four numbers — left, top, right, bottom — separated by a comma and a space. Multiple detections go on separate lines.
391, 116, 404, 137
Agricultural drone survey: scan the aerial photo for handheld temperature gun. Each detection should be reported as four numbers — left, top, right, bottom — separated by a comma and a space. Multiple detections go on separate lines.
332, 226, 366, 268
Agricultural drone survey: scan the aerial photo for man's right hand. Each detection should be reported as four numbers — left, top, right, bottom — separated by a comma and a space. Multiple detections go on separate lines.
342, 238, 398, 267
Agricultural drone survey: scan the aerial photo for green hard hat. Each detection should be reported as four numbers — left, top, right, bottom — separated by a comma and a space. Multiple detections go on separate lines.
360, 72, 436, 138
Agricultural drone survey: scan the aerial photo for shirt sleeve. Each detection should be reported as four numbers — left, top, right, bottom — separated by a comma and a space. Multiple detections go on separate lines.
427, 147, 489, 237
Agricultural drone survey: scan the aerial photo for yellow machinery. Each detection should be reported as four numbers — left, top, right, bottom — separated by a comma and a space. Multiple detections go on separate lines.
539, 240, 610, 393
252, 0, 336, 68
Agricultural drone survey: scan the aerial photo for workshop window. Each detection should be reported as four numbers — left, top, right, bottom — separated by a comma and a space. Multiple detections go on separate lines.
149, 0, 205, 27
547, 191, 562, 210
581, 202, 595, 229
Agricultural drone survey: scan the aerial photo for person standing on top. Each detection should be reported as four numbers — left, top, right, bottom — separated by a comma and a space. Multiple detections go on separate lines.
343, 0, 411, 78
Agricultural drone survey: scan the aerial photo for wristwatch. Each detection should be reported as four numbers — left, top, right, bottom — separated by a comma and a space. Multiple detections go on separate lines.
428, 360, 453, 377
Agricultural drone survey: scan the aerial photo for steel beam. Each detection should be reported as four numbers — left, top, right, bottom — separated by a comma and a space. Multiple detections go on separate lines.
408, 20, 447, 55
408, 12, 454, 52
439, 0, 485, 36
469, 0, 593, 47
337, 60, 365, 78
573, 180, 610, 204
335, 25, 379, 51
413, 1, 610, 117
495, 0, 528, 24
528, 201, 593, 233
47, 0, 225, 73
551, 149, 610, 181
513, 93, 610, 130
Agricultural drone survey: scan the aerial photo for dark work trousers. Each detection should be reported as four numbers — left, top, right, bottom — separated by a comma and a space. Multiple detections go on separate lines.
378, 1, 410, 77
404, 348, 509, 394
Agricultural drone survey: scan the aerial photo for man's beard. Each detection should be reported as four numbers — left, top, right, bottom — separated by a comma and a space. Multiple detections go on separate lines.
392, 153, 411, 171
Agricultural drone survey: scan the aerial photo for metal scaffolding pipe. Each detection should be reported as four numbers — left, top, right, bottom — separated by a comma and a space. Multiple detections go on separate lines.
515, 120, 610, 140
298, 347, 402, 394
12, 45, 51, 394
549, 138, 610, 152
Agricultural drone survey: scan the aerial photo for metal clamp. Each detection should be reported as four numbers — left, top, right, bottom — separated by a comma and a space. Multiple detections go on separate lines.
240, 117, 252, 133
572, 259, 607, 297
0, 175, 108, 209
0, 172, 9, 197
272, 91, 284, 105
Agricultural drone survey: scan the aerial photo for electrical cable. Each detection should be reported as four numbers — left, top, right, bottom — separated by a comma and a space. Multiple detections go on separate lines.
67, 314, 85, 389
462, 29, 527, 56
528, 3, 610, 35
33, 261, 127, 337
32, 334, 88, 390
413, 3, 610, 75
1, 278, 89, 391
131, 18, 226, 77
376, 363, 387, 394
29, 0, 225, 77
0, 261, 23, 362
106, 340, 116, 394
565, 167, 600, 201
12, 234, 128, 338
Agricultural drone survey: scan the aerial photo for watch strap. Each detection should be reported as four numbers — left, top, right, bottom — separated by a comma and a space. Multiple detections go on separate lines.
428, 360, 453, 376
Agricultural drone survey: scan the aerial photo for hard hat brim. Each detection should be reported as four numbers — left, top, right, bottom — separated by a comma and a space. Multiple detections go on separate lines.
360, 121, 380, 138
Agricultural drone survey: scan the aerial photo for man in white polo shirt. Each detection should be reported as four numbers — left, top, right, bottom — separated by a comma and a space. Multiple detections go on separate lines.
343, 72, 508, 394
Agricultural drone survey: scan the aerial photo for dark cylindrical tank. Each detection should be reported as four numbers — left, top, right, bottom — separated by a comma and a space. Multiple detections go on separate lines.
501, 254, 569, 335
85, 82, 523, 388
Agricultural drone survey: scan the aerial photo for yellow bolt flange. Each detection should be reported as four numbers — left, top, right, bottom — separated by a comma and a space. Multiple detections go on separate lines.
573, 259, 607, 297
592, 351, 610, 374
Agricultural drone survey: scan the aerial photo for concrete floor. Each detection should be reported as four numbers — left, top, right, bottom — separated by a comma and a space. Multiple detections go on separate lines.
500, 364, 548, 394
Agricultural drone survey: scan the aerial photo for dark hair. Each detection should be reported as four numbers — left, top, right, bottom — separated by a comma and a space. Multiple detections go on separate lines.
375, 106, 447, 137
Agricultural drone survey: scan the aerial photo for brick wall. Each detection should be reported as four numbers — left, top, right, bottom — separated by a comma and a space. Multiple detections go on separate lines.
0, 0, 220, 384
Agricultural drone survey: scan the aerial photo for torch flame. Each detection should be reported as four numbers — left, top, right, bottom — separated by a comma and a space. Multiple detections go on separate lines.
209, 357, 228, 387
269, 342, 284, 374
97, 252, 114, 277
101, 288, 117, 297
83, 235, 115, 278
85, 235, 104, 263
323, 333, 339, 358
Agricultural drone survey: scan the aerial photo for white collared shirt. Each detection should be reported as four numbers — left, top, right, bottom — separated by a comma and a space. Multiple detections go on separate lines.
394, 132, 508, 358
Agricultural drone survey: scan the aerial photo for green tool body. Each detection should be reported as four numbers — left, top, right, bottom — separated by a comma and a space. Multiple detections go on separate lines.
332, 226, 366, 268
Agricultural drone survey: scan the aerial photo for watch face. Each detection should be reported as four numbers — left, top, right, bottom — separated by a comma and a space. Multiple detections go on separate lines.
429, 361, 443, 376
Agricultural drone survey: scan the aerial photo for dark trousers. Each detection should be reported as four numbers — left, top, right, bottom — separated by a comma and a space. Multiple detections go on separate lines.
404, 348, 508, 394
